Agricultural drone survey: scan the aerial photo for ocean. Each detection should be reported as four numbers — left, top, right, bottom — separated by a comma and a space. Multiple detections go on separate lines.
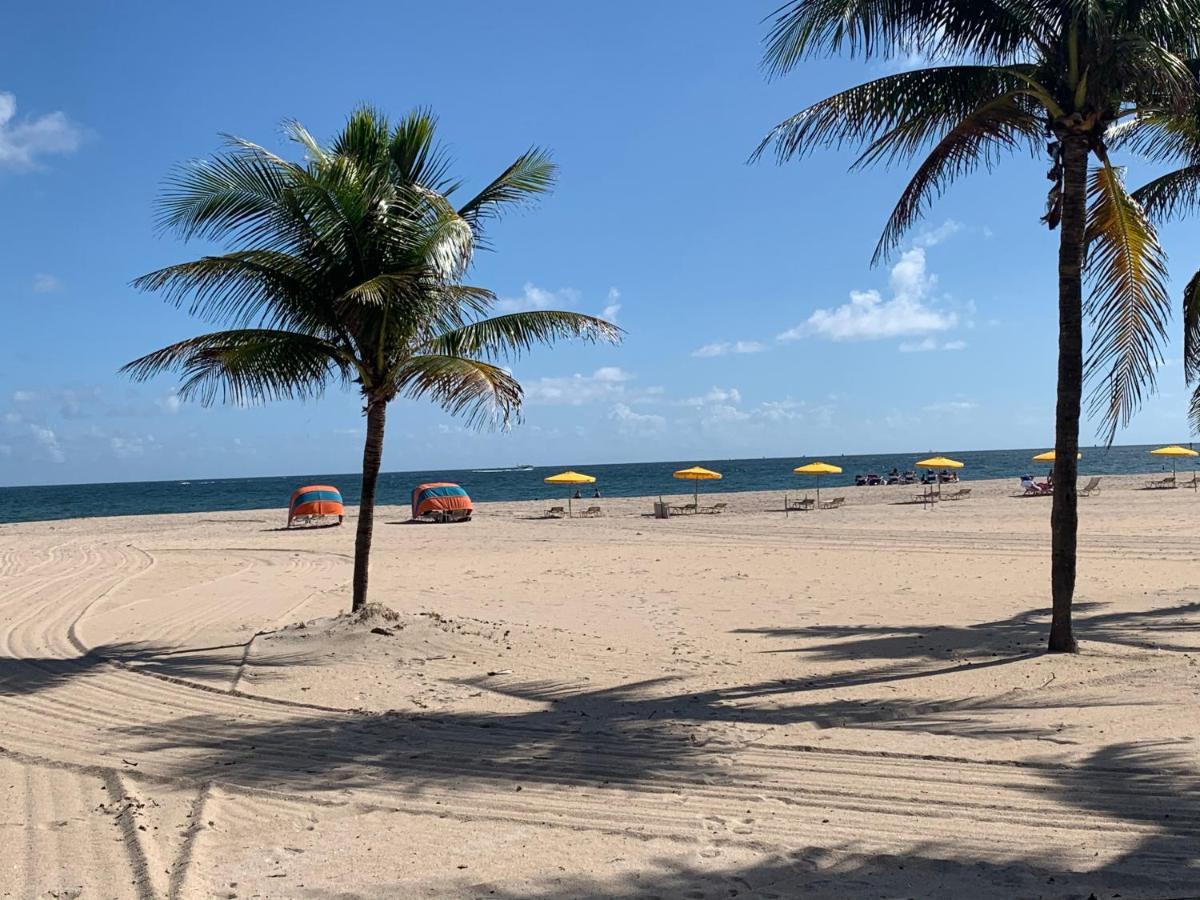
1, 443, 1194, 526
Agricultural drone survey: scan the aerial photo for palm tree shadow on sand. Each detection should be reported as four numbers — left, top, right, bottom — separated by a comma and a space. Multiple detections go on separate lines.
91, 597, 1200, 895
0, 639, 323, 697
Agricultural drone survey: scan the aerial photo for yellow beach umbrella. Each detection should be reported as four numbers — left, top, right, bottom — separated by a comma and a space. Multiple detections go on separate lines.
1032, 450, 1082, 462
794, 461, 843, 506
544, 470, 596, 517
673, 466, 721, 508
915, 456, 964, 502
1150, 445, 1199, 477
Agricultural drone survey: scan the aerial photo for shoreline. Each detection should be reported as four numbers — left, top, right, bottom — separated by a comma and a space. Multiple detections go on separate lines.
2, 471, 1193, 530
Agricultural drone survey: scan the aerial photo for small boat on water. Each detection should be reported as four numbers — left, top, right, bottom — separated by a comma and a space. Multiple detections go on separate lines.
472, 464, 534, 473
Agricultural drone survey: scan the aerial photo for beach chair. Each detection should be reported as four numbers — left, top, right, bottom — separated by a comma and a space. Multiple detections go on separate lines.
1184, 473, 1199, 491
579, 506, 603, 518
701, 502, 727, 514
544, 505, 567, 518
1079, 476, 1102, 497
821, 496, 845, 510
914, 489, 939, 503
788, 497, 816, 511
670, 502, 697, 515
1147, 475, 1176, 489
946, 488, 972, 501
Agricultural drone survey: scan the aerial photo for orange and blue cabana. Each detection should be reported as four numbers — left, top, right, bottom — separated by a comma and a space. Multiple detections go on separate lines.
287, 485, 344, 527
411, 482, 473, 522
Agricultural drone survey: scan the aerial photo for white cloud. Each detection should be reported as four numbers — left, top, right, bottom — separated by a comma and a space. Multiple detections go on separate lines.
496, 282, 580, 313
591, 366, 632, 383
685, 386, 742, 407
0, 92, 83, 170
913, 220, 963, 248
899, 337, 967, 353
12, 390, 36, 403
923, 400, 977, 414
601, 287, 622, 322
609, 403, 666, 435
524, 367, 649, 405
109, 433, 159, 459
691, 340, 766, 358
32, 273, 61, 293
157, 392, 182, 414
779, 248, 957, 342
757, 399, 804, 422
29, 424, 64, 463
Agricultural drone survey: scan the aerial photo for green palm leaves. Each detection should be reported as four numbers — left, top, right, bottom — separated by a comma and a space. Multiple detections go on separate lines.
1085, 161, 1172, 437
757, 0, 1199, 441
124, 106, 619, 420
124, 107, 621, 610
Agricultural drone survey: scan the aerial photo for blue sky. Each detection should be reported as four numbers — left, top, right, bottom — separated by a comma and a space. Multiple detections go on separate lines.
2, 1, 1197, 486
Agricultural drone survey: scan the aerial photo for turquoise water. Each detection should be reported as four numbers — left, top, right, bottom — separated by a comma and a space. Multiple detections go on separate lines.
1, 444, 1194, 525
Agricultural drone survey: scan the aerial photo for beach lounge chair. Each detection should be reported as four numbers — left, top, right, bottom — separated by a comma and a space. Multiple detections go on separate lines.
1080, 476, 1102, 497
579, 506, 603, 518
701, 502, 727, 514
788, 497, 816, 511
914, 489, 938, 503
946, 488, 972, 501
670, 502, 698, 515
545, 505, 567, 518
1147, 475, 1176, 489
1184, 473, 1199, 491
821, 496, 845, 510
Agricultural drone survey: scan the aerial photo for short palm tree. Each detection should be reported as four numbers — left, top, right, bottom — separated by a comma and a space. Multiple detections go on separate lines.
124, 108, 620, 611
756, 1, 1199, 651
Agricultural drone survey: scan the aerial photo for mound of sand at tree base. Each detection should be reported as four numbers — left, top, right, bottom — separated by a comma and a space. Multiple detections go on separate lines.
245, 603, 618, 715
1, 479, 1199, 898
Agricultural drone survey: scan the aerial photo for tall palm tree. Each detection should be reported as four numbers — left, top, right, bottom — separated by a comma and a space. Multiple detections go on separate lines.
756, 1, 1199, 652
124, 108, 620, 611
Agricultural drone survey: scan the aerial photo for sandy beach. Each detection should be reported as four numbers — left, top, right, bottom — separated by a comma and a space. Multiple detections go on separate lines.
1, 474, 1198, 898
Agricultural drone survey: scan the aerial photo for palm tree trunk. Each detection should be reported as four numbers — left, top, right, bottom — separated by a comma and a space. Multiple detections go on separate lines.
351, 399, 388, 612
1049, 134, 1088, 654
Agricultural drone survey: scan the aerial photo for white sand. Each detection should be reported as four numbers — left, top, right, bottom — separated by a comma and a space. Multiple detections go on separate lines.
1, 474, 1198, 898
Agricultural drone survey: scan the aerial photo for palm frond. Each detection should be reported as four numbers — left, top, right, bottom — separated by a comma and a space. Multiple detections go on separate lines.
120, 329, 349, 406
1108, 109, 1200, 164
429, 310, 623, 362
1183, 267, 1200, 386
753, 66, 1033, 165
283, 118, 330, 165
1083, 161, 1172, 442
761, 0, 1054, 75
1132, 164, 1200, 222
131, 251, 331, 332
391, 354, 523, 430
386, 108, 458, 194
873, 97, 1041, 261
457, 149, 558, 233
158, 143, 296, 246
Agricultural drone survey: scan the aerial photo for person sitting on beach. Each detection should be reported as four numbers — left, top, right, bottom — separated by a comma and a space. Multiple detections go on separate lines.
593, 488, 601, 498
573, 488, 582, 500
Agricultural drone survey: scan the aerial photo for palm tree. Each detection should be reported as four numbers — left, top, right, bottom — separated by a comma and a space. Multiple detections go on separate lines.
755, 1, 1198, 652
124, 107, 620, 612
